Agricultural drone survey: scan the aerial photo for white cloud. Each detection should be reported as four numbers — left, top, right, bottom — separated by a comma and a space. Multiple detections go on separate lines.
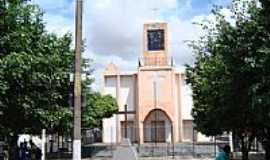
34, 0, 74, 15
167, 16, 203, 65
83, 0, 180, 59
33, 0, 75, 37
192, 7, 235, 31
37, 0, 233, 91
43, 14, 74, 36
80, 0, 205, 90
84, 0, 205, 64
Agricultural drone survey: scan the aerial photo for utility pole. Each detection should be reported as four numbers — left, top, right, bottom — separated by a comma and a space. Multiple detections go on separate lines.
73, 0, 83, 159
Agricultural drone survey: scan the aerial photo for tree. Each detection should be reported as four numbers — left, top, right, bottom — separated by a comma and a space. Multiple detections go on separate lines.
0, 1, 117, 157
0, 0, 75, 157
253, 1, 270, 159
82, 92, 118, 128
186, 1, 270, 160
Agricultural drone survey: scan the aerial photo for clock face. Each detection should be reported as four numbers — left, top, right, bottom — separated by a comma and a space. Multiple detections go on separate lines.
147, 29, 165, 51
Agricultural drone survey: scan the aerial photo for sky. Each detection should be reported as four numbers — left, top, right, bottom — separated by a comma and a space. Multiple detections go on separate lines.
33, 0, 232, 91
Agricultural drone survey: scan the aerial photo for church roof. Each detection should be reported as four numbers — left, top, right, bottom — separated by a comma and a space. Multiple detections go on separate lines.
104, 63, 119, 75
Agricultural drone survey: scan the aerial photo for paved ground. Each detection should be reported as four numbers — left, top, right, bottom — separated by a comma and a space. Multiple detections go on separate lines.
47, 143, 264, 160
84, 142, 217, 157
48, 155, 264, 160
48, 158, 212, 160
139, 157, 212, 160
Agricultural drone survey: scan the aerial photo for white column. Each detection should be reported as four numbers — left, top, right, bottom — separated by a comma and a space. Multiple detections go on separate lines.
73, 140, 81, 160
41, 129, 46, 160
229, 132, 234, 152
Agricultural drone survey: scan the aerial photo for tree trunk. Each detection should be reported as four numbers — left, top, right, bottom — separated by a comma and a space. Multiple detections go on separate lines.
264, 142, 270, 160
7, 134, 19, 160
242, 150, 249, 160
241, 136, 249, 160
57, 132, 60, 151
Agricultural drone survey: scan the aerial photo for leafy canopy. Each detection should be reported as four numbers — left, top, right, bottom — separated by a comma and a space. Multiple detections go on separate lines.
83, 92, 118, 128
0, 0, 118, 136
0, 0, 74, 134
186, 0, 270, 159
186, 0, 270, 138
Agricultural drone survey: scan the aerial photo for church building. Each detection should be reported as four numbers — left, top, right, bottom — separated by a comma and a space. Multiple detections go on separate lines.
102, 21, 209, 144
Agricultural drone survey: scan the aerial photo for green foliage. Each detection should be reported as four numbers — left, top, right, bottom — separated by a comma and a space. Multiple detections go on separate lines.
82, 92, 118, 128
0, 0, 45, 57
186, 0, 270, 159
0, 0, 116, 138
0, 0, 74, 135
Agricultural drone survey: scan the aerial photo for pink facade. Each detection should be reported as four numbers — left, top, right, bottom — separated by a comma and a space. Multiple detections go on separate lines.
102, 22, 202, 144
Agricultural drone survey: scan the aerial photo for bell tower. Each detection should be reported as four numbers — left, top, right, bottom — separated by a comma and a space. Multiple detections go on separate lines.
143, 22, 168, 66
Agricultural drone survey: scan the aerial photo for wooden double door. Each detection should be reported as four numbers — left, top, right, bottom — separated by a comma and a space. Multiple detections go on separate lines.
151, 121, 165, 142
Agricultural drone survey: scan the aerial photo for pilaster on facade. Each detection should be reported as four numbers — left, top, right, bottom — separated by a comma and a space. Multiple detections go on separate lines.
178, 73, 184, 142
116, 74, 121, 143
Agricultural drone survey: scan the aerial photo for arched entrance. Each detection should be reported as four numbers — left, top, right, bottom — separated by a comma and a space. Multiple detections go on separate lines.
143, 109, 172, 143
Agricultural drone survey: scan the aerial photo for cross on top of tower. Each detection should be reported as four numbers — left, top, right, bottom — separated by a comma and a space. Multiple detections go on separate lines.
150, 6, 161, 20
150, 0, 161, 20
151, 7, 160, 19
